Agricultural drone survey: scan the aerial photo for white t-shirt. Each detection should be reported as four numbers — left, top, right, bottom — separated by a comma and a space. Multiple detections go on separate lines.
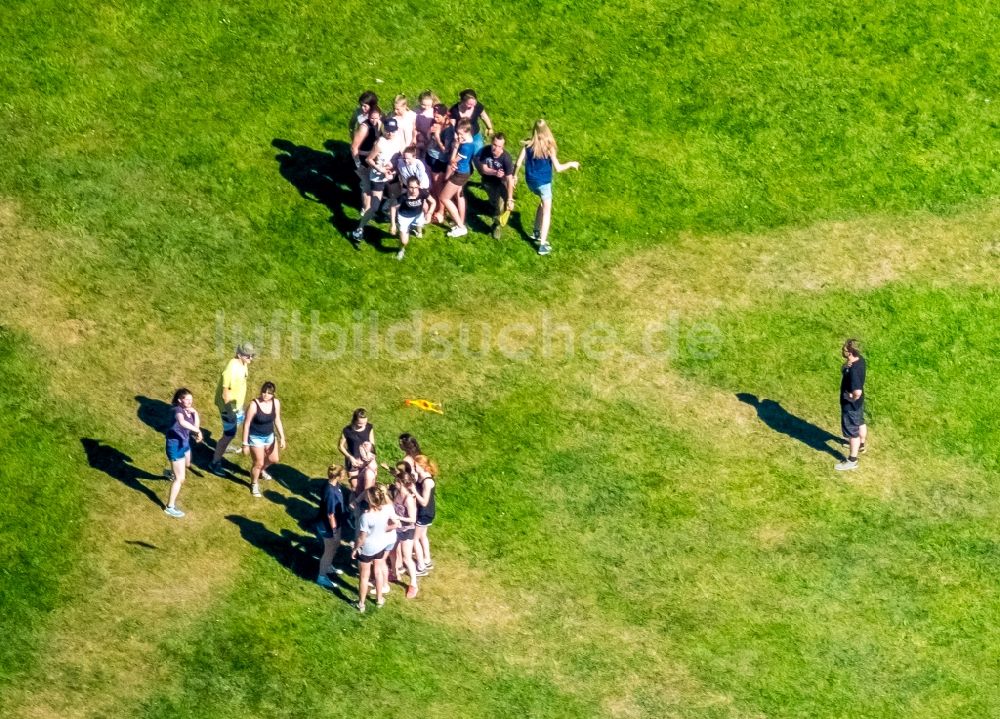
358, 505, 396, 556
394, 109, 417, 148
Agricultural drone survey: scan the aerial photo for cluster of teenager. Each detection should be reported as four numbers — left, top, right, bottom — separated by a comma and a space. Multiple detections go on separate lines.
160, 343, 438, 612
348, 88, 580, 257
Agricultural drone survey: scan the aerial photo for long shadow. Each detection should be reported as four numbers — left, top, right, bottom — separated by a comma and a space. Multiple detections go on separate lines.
273, 138, 358, 239
736, 393, 844, 459
80, 438, 164, 508
226, 515, 357, 603
510, 203, 540, 252
134, 394, 249, 486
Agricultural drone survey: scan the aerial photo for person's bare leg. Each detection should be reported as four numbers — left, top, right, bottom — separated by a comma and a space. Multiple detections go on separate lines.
357, 562, 371, 609
538, 197, 553, 244
848, 436, 861, 460
166, 457, 186, 507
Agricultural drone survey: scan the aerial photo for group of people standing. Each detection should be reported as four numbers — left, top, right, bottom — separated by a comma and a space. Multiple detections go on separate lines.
348, 88, 580, 257
161, 343, 438, 611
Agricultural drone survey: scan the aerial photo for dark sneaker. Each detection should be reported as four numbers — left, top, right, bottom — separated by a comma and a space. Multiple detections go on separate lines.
208, 462, 227, 477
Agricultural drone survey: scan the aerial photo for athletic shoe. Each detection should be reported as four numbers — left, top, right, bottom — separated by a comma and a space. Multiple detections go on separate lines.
316, 575, 337, 590
376, 598, 386, 607
406, 584, 418, 599
834, 459, 859, 471
528, 230, 538, 242
163, 469, 175, 481
396, 249, 405, 261
225, 444, 243, 454
859, 442, 867, 454
537, 243, 552, 256
208, 462, 227, 477
260, 470, 273, 481
164, 506, 185, 518
414, 227, 423, 238
251, 484, 262, 497
355, 601, 366, 613
491, 224, 503, 240
447, 225, 468, 237
425, 560, 435, 569
326, 566, 344, 576
415, 566, 429, 577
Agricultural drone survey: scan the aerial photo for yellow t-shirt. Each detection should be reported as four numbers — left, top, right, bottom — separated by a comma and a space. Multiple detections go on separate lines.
215, 357, 248, 413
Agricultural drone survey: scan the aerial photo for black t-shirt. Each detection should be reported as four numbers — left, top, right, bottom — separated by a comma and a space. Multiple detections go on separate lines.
476, 146, 512, 184
840, 356, 866, 409
439, 125, 456, 157
398, 188, 430, 217
450, 102, 485, 136
316, 482, 345, 531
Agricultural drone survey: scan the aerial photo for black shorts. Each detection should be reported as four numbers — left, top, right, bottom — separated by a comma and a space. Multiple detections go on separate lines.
416, 516, 434, 527
396, 526, 415, 541
841, 405, 865, 438
358, 548, 385, 563
370, 180, 387, 193
428, 157, 449, 174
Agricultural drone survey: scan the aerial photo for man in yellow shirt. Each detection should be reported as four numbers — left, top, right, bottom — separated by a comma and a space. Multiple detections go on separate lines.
209, 342, 254, 476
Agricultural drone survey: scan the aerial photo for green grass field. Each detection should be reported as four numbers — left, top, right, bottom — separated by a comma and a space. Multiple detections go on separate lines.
2, 1, 999, 717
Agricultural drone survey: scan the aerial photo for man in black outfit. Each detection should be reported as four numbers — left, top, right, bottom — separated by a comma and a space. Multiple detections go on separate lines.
835, 338, 868, 471
475, 133, 515, 239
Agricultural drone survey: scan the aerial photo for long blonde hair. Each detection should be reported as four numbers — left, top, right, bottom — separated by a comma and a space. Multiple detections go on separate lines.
525, 119, 557, 159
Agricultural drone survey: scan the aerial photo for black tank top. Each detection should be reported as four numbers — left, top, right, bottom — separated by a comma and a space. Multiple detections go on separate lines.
416, 477, 436, 522
249, 399, 275, 435
358, 121, 378, 155
342, 423, 373, 468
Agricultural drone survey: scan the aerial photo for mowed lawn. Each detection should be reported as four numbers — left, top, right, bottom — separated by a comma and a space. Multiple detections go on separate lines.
2, 1, 1000, 717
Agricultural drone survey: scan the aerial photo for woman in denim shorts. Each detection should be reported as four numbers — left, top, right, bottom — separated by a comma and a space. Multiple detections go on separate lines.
241, 381, 286, 497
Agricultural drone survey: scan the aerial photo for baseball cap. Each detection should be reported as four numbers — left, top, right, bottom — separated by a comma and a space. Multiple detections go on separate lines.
384, 118, 399, 133
236, 342, 257, 358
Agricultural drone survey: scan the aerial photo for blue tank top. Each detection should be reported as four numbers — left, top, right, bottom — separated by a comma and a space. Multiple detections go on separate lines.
524, 147, 553, 186
455, 141, 475, 174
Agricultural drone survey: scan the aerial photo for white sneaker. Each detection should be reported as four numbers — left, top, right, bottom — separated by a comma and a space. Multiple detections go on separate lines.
834, 459, 859, 471
396, 249, 405, 260
447, 225, 468, 237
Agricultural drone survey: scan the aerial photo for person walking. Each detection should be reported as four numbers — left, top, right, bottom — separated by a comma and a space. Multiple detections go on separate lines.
835, 338, 868, 471
210, 343, 254, 476
475, 133, 515, 239
164, 388, 201, 518
241, 381, 286, 497
512, 119, 580, 256
315, 465, 347, 589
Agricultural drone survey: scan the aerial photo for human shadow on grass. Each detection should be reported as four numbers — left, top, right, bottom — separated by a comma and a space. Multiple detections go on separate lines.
226, 515, 357, 603
736, 393, 844, 459
510, 204, 543, 252
80, 438, 165, 509
134, 394, 250, 487
272, 138, 361, 242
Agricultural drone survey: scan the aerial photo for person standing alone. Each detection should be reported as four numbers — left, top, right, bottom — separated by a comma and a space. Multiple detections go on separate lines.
835, 339, 868, 471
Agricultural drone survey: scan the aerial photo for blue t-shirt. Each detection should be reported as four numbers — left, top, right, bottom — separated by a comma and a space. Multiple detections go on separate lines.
316, 482, 345, 532
455, 141, 476, 174
524, 147, 553, 186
